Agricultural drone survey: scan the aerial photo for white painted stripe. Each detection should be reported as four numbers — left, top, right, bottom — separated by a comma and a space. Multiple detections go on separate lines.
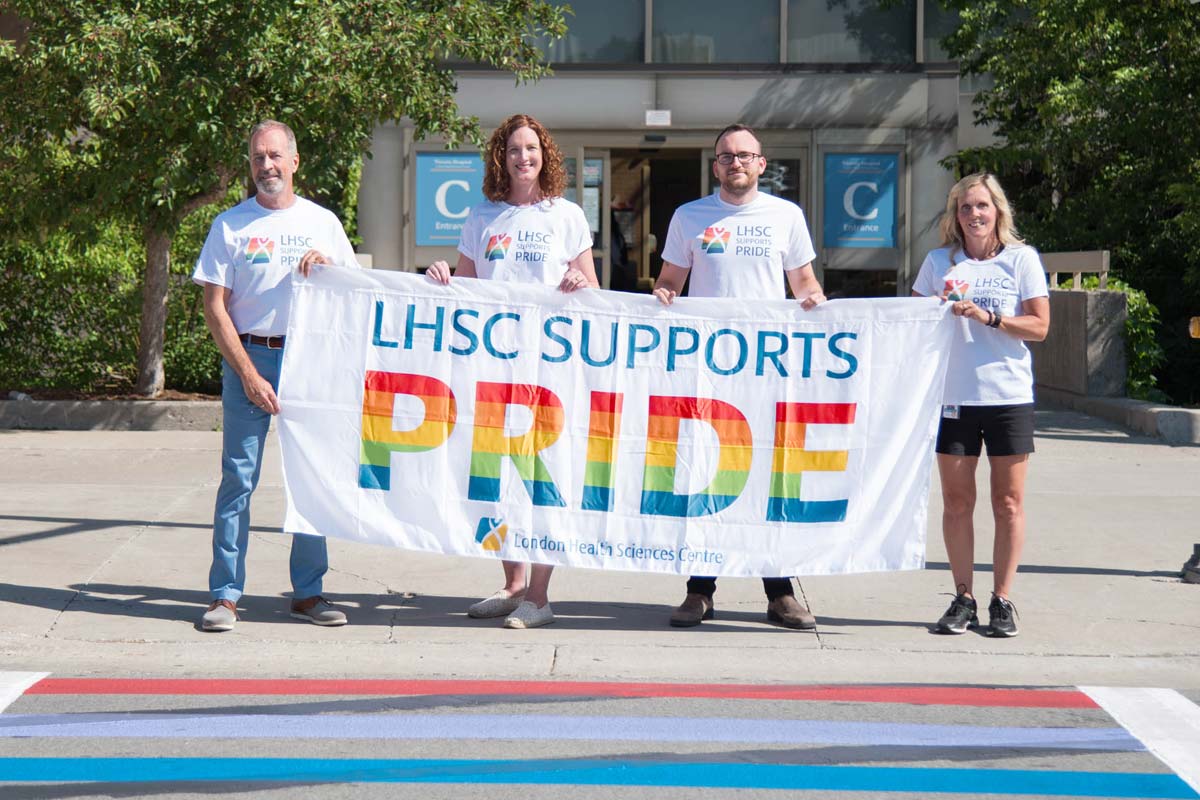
0, 673, 49, 713
1082, 686, 1200, 795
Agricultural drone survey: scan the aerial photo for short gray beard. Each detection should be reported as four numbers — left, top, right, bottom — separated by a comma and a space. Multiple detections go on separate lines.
255, 176, 285, 197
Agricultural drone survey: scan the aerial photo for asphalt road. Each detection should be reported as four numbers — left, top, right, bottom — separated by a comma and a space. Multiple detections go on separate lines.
1, 674, 1198, 799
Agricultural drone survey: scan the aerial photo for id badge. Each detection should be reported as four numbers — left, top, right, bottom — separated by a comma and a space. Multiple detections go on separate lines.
942, 405, 960, 420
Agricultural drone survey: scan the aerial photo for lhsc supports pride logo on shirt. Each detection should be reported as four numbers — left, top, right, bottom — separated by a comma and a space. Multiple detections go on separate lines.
245, 237, 275, 264
701, 226, 730, 255
485, 234, 513, 261
943, 278, 970, 300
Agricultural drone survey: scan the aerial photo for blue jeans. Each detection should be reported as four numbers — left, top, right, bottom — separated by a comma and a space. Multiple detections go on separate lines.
208, 342, 327, 602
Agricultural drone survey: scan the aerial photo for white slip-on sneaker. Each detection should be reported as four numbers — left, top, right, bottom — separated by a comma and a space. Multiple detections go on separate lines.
503, 600, 555, 629
468, 590, 525, 619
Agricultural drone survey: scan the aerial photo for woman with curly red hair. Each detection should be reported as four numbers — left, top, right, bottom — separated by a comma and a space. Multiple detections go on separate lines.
428, 113, 598, 629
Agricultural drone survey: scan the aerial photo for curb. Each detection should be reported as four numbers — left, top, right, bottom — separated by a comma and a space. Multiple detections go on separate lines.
5, 393, 1199, 443
1036, 386, 1200, 446
0, 399, 222, 432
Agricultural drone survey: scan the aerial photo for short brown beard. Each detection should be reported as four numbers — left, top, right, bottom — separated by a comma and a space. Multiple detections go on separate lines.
720, 174, 754, 198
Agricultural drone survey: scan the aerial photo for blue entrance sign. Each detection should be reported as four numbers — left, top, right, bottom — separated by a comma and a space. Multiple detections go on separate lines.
416, 153, 484, 246
822, 154, 897, 249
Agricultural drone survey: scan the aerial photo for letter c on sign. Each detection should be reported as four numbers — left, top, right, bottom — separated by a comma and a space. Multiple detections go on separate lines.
843, 182, 879, 221
435, 180, 470, 219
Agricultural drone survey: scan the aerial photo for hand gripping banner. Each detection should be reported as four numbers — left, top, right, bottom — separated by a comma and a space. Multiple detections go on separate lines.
279, 268, 955, 577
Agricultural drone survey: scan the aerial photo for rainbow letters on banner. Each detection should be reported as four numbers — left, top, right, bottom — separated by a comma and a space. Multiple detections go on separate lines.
278, 268, 955, 577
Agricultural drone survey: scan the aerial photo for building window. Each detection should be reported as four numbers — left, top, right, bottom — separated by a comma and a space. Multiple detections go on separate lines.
538, 0, 644, 63
923, 0, 958, 61
652, 0, 780, 63
787, 0, 916, 63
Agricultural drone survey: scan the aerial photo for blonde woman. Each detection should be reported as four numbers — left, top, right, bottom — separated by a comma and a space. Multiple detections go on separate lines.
427, 114, 599, 629
912, 173, 1050, 637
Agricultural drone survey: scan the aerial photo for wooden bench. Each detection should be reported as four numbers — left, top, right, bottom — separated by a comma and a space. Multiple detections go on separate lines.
1041, 250, 1109, 289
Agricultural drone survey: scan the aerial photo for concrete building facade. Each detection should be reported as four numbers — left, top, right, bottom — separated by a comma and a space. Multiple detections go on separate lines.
357, 0, 989, 297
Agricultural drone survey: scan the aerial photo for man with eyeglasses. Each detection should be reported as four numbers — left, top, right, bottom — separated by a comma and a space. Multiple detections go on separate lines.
653, 123, 825, 631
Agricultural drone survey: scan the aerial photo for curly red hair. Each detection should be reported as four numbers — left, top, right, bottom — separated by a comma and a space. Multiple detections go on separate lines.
482, 114, 566, 203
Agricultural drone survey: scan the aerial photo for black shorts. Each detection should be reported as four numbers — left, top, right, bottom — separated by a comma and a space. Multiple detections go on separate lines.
935, 403, 1036, 457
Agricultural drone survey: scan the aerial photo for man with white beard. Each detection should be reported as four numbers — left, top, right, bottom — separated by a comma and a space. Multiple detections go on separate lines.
192, 120, 359, 632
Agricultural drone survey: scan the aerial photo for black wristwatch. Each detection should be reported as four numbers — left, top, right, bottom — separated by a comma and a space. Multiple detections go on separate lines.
988, 310, 1002, 328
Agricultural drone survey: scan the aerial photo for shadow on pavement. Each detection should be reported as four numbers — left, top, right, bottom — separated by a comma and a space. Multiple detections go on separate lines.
0, 515, 281, 548
0, 582, 810, 635
925, 561, 1179, 579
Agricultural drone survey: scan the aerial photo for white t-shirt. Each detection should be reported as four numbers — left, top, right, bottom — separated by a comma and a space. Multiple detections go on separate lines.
458, 199, 592, 285
913, 243, 1049, 405
191, 196, 358, 336
661, 191, 817, 300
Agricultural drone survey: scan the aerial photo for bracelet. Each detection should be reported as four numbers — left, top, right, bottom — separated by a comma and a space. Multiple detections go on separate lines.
988, 310, 1002, 329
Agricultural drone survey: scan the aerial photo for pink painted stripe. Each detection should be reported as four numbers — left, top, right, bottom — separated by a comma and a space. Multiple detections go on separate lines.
22, 679, 1096, 708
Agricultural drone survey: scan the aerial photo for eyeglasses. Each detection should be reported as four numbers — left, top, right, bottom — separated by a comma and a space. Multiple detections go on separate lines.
715, 151, 762, 166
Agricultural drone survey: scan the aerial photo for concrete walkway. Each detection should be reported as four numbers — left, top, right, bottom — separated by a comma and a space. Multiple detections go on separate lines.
0, 408, 1197, 687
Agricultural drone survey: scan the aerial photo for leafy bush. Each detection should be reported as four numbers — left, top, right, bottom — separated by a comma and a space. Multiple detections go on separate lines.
0, 213, 220, 395
0, 225, 140, 392
1059, 276, 1168, 402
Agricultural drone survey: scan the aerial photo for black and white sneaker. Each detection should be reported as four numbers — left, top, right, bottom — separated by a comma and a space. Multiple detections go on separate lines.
987, 595, 1019, 637
935, 592, 978, 634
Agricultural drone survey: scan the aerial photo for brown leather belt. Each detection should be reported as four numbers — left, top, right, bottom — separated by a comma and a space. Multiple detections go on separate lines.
241, 333, 286, 349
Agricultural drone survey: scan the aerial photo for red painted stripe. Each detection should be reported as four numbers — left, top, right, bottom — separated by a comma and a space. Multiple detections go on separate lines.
22, 679, 1095, 708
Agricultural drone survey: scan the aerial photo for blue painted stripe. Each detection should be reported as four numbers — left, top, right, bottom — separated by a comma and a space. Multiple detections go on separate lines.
0, 758, 1194, 797
0, 713, 1144, 751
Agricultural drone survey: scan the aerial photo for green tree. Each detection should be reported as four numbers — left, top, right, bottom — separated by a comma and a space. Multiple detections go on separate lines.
938, 0, 1200, 401
0, 0, 565, 396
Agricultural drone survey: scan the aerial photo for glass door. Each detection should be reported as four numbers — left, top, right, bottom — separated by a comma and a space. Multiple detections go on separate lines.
565, 148, 611, 288
701, 146, 809, 211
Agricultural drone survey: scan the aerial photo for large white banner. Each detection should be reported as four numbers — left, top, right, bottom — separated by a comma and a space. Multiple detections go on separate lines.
279, 268, 954, 577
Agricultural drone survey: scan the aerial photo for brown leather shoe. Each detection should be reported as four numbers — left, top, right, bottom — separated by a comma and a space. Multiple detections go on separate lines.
766, 595, 816, 629
200, 599, 238, 632
669, 593, 714, 627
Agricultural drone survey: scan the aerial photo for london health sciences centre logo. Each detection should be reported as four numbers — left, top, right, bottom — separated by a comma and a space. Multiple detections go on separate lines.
485, 234, 512, 261
245, 237, 275, 264
474, 516, 509, 552
701, 226, 730, 255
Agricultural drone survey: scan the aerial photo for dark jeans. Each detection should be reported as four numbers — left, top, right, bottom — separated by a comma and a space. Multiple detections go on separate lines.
686, 576, 794, 601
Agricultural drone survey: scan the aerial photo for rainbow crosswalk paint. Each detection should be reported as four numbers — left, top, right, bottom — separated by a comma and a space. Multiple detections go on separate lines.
767, 402, 855, 522
469, 382, 566, 507
641, 396, 751, 517
359, 371, 456, 491
582, 392, 624, 511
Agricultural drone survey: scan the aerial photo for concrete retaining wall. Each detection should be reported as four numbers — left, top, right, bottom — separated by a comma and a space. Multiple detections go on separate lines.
1029, 289, 1127, 397
1037, 387, 1200, 446
0, 400, 221, 431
